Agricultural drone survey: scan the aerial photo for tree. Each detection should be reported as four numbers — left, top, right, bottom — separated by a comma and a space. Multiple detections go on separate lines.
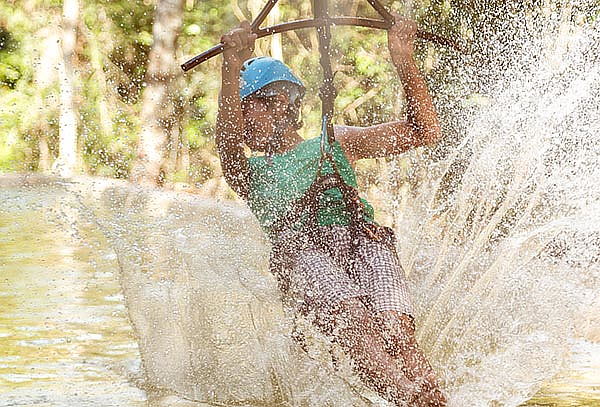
52, 0, 80, 177
130, 0, 185, 186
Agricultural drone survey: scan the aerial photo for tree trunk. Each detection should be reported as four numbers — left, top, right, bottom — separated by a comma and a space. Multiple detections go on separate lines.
246, 0, 282, 59
32, 21, 61, 173
38, 133, 52, 172
267, 2, 283, 59
130, 0, 185, 186
52, 0, 79, 177
84, 22, 113, 143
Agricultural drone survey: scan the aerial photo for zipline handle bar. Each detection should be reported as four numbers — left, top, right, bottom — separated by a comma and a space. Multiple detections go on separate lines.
181, 17, 463, 72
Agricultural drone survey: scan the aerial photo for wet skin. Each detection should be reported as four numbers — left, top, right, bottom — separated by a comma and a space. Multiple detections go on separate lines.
241, 93, 303, 153
216, 14, 446, 407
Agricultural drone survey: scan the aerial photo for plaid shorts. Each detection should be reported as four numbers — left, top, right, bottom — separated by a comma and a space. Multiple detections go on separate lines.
269, 225, 413, 319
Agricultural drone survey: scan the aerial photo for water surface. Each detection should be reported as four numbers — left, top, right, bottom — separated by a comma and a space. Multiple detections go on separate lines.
1, 183, 598, 406
0, 185, 145, 406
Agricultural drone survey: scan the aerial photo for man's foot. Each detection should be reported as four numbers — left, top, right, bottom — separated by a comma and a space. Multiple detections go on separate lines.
411, 375, 447, 407
417, 387, 447, 407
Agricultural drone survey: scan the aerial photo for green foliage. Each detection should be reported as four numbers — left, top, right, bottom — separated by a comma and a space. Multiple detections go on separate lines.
0, 27, 21, 88
2, 0, 595, 184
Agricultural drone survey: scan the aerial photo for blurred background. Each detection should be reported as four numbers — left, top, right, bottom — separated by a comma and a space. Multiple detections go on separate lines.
0, 0, 546, 196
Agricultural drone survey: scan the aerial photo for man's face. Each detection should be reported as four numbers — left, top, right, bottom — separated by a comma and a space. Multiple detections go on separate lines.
241, 93, 289, 151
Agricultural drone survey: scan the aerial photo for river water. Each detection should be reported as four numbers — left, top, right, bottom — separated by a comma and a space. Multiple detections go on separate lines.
0, 181, 598, 406
1, 184, 146, 406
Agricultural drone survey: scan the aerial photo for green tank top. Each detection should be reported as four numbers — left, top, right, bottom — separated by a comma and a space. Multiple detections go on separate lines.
247, 136, 375, 235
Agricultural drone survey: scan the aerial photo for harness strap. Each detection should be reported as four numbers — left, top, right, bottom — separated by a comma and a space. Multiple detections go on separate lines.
269, 168, 364, 234
271, 0, 376, 239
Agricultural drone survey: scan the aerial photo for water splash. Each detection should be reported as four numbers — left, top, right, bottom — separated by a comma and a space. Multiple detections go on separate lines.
60, 8, 599, 406
384, 7, 600, 405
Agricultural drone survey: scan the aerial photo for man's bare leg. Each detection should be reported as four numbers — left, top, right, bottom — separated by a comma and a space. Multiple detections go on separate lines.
377, 311, 447, 406
319, 298, 422, 406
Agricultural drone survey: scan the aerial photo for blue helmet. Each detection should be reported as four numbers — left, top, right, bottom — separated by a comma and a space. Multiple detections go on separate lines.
239, 57, 305, 100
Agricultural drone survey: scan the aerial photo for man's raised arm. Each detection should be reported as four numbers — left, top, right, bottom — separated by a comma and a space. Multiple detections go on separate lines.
338, 14, 442, 162
215, 21, 257, 199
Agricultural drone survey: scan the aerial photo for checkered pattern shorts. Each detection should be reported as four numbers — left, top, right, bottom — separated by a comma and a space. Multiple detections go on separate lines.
269, 225, 413, 318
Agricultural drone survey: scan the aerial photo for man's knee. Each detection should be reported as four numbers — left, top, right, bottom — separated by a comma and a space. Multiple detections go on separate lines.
324, 297, 380, 340
377, 310, 417, 347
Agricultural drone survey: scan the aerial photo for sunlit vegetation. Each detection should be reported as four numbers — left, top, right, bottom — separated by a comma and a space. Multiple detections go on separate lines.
1, 0, 597, 191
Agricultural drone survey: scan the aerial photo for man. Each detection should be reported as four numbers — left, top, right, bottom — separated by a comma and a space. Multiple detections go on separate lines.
216, 14, 446, 406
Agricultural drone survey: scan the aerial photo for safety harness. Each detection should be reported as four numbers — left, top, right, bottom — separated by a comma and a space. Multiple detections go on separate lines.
267, 117, 369, 236
268, 1, 392, 241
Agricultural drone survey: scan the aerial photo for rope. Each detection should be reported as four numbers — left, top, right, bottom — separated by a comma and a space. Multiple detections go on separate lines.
313, 0, 337, 146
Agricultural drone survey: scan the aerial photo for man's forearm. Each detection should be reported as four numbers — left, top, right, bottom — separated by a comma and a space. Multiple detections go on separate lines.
216, 64, 249, 197
216, 65, 244, 147
394, 56, 442, 145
